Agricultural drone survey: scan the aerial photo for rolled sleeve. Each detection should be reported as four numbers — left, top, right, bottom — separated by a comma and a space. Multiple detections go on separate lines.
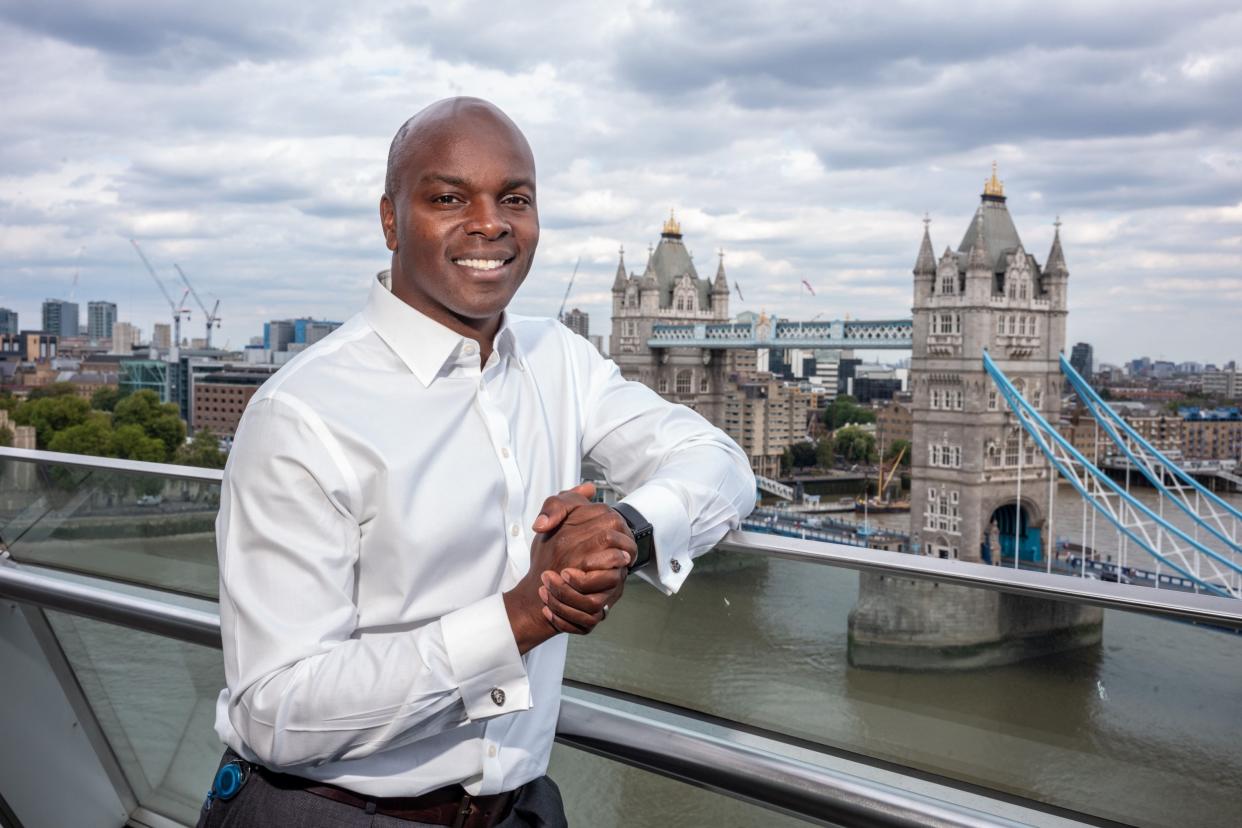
440, 593, 532, 721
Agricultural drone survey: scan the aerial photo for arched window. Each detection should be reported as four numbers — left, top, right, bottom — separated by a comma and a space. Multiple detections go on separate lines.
940, 273, 955, 294
699, 375, 709, 393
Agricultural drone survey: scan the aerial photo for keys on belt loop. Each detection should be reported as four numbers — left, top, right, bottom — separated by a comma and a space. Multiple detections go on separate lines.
452, 793, 474, 828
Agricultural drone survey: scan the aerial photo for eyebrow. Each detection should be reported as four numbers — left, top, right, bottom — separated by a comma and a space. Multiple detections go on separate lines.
419, 173, 534, 192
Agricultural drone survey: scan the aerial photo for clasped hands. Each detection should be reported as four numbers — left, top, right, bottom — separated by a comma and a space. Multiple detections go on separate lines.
504, 482, 636, 653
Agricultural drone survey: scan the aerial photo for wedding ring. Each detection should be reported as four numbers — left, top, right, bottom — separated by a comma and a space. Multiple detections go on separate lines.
602, 604, 610, 619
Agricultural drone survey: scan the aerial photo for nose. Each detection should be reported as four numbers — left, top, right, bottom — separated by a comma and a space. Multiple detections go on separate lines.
463, 197, 510, 240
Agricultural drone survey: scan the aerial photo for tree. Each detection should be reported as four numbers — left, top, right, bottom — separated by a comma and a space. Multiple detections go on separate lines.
27, 382, 79, 400
885, 438, 911, 466
112, 424, 169, 463
835, 426, 877, 463
788, 440, 818, 469
176, 429, 227, 469
0, 392, 17, 415
13, 394, 92, 448
47, 416, 114, 457
824, 395, 876, 430
0, 425, 12, 448
815, 434, 835, 468
114, 390, 186, 460
91, 386, 123, 412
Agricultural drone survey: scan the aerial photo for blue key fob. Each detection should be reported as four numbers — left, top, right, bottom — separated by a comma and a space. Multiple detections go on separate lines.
212, 760, 250, 801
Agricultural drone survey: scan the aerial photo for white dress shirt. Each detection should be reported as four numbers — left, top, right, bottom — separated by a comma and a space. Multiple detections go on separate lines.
213, 274, 755, 797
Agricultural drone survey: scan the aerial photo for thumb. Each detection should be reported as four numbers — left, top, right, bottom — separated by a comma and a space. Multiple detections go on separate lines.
532, 482, 598, 532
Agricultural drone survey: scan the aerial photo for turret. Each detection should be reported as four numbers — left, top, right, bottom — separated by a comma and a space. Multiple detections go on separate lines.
914, 215, 936, 303
712, 249, 730, 318
1044, 218, 1069, 311
964, 210, 992, 303
611, 246, 627, 293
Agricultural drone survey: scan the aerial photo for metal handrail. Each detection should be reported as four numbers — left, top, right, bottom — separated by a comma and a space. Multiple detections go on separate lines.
0, 562, 1031, 828
3, 446, 1240, 628
0, 447, 223, 483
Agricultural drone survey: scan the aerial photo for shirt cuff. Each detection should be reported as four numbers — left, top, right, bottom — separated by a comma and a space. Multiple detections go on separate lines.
440, 593, 531, 721
621, 483, 692, 595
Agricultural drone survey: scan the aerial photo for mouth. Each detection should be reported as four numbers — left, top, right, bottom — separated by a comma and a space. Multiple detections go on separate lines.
452, 256, 515, 273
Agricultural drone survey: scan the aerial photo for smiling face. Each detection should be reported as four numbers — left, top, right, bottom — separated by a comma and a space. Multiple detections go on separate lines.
380, 99, 539, 341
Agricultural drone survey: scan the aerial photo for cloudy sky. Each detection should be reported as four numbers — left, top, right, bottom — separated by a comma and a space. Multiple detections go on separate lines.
2, 0, 1240, 366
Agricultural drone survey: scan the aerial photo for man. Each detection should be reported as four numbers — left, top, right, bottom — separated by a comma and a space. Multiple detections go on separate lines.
202, 97, 754, 827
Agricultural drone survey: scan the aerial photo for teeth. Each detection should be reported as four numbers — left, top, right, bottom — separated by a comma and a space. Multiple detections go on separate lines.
454, 258, 506, 271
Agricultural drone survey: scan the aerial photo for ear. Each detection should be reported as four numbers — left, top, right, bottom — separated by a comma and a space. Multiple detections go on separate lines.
379, 194, 398, 251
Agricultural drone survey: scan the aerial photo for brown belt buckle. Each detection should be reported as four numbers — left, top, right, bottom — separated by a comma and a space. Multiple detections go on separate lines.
451, 792, 474, 828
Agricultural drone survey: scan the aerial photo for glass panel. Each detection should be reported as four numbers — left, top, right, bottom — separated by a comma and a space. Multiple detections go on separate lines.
45, 610, 223, 825
565, 548, 1242, 828
0, 459, 219, 598
549, 743, 810, 828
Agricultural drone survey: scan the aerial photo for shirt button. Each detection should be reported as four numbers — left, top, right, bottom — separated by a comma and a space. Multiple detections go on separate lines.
490, 687, 506, 706
501, 447, 511, 459
463, 343, 477, 356
510, 524, 520, 537
488, 744, 498, 758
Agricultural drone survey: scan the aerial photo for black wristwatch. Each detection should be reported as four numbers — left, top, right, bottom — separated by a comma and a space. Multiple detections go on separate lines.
613, 502, 654, 572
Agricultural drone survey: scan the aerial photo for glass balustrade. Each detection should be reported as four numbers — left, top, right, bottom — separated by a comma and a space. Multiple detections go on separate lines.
5, 453, 1241, 828
0, 458, 219, 598
564, 547, 1242, 828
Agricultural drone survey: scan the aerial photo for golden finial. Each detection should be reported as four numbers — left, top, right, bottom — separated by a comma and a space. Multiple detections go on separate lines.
662, 208, 681, 236
983, 161, 1005, 197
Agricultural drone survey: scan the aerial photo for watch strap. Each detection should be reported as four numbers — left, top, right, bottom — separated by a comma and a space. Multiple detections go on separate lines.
614, 502, 654, 572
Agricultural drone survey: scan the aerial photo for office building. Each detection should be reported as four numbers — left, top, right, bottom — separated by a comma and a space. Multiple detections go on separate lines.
109, 322, 139, 355
87, 301, 117, 341
0, 308, 17, 336
1070, 342, 1093, 378
562, 308, 589, 339
152, 323, 172, 351
41, 299, 79, 339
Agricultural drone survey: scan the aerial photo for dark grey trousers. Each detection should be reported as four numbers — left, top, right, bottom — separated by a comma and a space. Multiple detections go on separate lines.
195, 751, 568, 828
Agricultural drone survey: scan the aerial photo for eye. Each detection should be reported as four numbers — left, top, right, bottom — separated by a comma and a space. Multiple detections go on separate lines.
432, 194, 463, 204
501, 194, 532, 207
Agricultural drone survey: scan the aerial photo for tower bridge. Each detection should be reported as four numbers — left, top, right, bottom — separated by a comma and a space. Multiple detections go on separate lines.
648, 317, 913, 350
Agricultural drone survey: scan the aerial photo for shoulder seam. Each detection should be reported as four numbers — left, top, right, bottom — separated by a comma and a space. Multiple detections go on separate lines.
265, 390, 364, 518
261, 322, 375, 398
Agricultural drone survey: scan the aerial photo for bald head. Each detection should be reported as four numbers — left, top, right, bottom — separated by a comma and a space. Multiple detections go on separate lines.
384, 97, 533, 200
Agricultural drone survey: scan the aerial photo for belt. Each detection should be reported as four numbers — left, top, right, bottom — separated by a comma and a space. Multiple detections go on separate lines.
242, 756, 518, 827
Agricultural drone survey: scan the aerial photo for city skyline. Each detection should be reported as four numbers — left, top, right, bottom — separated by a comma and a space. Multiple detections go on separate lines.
2, 2, 1241, 366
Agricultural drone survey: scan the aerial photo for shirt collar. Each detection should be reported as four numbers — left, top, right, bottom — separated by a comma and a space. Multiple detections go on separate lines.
363, 273, 521, 386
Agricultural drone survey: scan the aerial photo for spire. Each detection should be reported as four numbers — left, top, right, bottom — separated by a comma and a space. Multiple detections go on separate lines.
662, 209, 682, 238
1045, 216, 1068, 276
713, 248, 729, 293
983, 161, 1005, 201
612, 245, 627, 292
914, 213, 936, 276
967, 209, 990, 272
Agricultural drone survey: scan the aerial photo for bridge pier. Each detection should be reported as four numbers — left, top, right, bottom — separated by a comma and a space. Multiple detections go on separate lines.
847, 572, 1103, 670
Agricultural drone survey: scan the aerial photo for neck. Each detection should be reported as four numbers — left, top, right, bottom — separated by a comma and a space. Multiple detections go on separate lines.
389, 267, 499, 366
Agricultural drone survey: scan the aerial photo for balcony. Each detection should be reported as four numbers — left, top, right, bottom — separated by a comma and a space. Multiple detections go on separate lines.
2, 447, 1241, 827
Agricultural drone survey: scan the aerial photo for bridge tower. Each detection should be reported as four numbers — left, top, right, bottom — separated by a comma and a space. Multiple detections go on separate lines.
909, 167, 1069, 564
609, 211, 732, 423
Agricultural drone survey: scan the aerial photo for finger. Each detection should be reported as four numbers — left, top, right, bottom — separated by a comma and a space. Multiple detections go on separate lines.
543, 585, 604, 631
561, 567, 624, 594
544, 571, 609, 614
531, 483, 596, 533
542, 605, 590, 635
568, 545, 632, 573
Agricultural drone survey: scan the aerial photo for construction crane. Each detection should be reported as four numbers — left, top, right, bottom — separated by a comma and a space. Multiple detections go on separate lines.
557, 256, 582, 323
174, 263, 221, 349
130, 239, 191, 354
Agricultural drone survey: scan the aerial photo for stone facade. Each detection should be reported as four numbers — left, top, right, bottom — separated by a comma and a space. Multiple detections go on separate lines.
848, 573, 1102, 670
610, 213, 732, 425
848, 170, 1102, 671
909, 170, 1068, 564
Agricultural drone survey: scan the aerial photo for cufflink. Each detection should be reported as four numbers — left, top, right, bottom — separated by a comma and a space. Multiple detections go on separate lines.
490, 687, 506, 706
671, 559, 681, 574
